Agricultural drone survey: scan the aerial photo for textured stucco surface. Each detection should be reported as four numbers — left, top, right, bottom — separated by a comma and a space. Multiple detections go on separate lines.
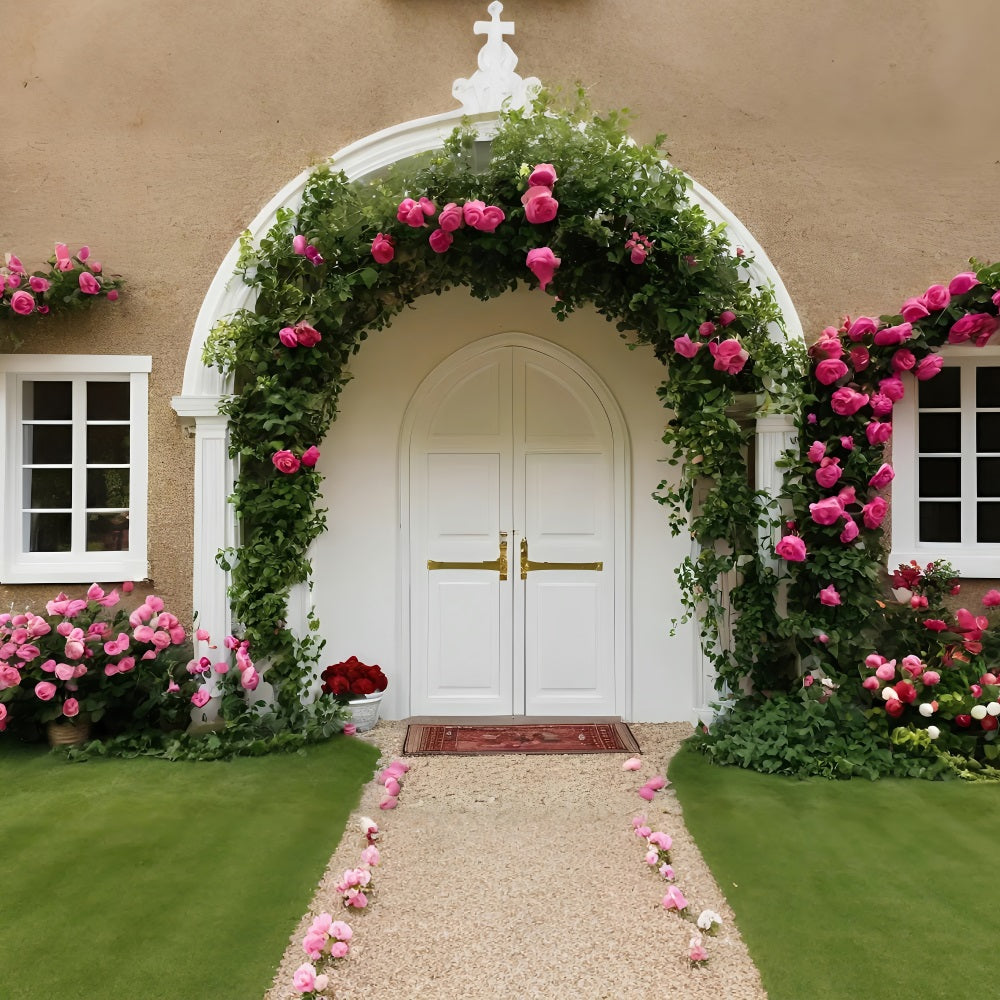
3, 0, 999, 614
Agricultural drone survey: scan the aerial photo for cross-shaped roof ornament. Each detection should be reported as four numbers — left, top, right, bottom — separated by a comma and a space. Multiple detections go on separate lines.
453, 2, 541, 114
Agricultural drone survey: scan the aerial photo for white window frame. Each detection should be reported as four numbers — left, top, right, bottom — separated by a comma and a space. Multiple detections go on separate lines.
891, 345, 1000, 577
0, 355, 151, 584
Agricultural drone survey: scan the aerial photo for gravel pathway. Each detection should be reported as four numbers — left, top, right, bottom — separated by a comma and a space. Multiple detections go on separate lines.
265, 722, 767, 1000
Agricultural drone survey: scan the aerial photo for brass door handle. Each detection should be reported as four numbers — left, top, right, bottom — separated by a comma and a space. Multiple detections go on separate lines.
519, 537, 603, 580
428, 532, 508, 580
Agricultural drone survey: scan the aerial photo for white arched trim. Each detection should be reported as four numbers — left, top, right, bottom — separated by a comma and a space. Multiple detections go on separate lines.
171, 107, 806, 680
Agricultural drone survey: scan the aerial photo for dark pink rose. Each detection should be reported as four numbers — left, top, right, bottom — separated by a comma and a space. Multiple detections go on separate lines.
279, 327, 299, 348
884, 698, 905, 719
9, 290, 35, 314
873, 322, 912, 346
293, 234, 308, 255
847, 316, 878, 341
810, 334, 843, 360
900, 297, 929, 323
865, 421, 893, 446
475, 205, 505, 232
815, 458, 842, 489
698, 321, 716, 338
993, 290, 1000, 309
848, 345, 870, 372
891, 349, 916, 373
879, 377, 905, 402
807, 441, 826, 463
809, 496, 845, 525
526, 247, 560, 291
105, 291, 117, 303
870, 393, 893, 416
630, 246, 648, 265
922, 284, 951, 311
914, 354, 944, 380
982, 589, 1000, 608
293, 322, 321, 347
862, 496, 888, 529
775, 535, 807, 562
948, 271, 980, 295
830, 387, 869, 415
528, 163, 558, 187
838, 484, 857, 506
438, 203, 464, 232
924, 619, 948, 632
719, 310, 737, 327
819, 585, 841, 606
428, 228, 453, 254
522, 187, 559, 224
34, 681, 57, 701
272, 450, 301, 474
63, 697, 80, 717
28, 276, 50, 293
462, 200, 486, 227
397, 197, 434, 227
840, 435, 855, 451
673, 335, 701, 358
371, 233, 395, 264
840, 518, 860, 543
709, 339, 749, 375
948, 312, 999, 347
304, 245, 324, 266
815, 359, 848, 385
79, 272, 100, 295
869, 463, 895, 490
301, 445, 320, 467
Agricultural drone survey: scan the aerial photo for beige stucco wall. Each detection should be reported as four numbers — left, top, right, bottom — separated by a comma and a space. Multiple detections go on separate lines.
3, 0, 999, 616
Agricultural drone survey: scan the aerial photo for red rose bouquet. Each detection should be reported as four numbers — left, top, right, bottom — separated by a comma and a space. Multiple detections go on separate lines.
320, 656, 388, 704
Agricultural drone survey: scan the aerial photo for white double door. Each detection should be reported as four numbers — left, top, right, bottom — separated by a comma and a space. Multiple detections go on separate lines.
409, 344, 618, 716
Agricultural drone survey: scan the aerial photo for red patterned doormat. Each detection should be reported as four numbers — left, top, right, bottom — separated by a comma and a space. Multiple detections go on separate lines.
402, 722, 640, 755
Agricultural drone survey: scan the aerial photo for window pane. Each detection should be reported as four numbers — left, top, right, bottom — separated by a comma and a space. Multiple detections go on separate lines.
24, 468, 73, 509
87, 381, 129, 421
979, 458, 1000, 498
976, 367, 1000, 407
26, 512, 72, 552
86, 512, 130, 551
23, 381, 73, 420
979, 413, 1000, 453
920, 501, 961, 542
919, 457, 961, 498
979, 503, 1000, 543
87, 468, 130, 508
918, 413, 961, 454
24, 424, 72, 464
86, 425, 129, 464
919, 367, 960, 408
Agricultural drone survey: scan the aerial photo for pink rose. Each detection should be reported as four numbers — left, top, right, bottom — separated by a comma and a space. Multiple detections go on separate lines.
775, 535, 807, 562
428, 228, 453, 254
292, 963, 317, 993
924, 619, 948, 632
35, 681, 57, 701
397, 197, 434, 227
815, 358, 848, 385
240, 668, 260, 691
815, 458, 842, 489
869, 393, 893, 416
809, 496, 845, 525
462, 200, 486, 227
272, 450, 301, 474
847, 316, 878, 341
839, 518, 860, 543
329, 941, 349, 959
278, 327, 299, 348
79, 272, 100, 295
475, 205, 505, 233
914, 354, 944, 380
848, 345, 870, 372
891, 349, 916, 373
708, 339, 749, 375
191, 687, 211, 708
819, 585, 841, 606
9, 290, 35, 315
438, 202, 464, 232
862, 676, 879, 691
879, 377, 905, 402
301, 445, 320, 467
807, 441, 826, 463
922, 671, 941, 686
28, 276, 51, 293
522, 186, 559, 224
868, 463, 895, 490
830, 387, 869, 415
370, 233, 395, 264
900, 297, 930, 323
840, 435, 855, 450
948, 271, 980, 295
343, 722, 357, 735
528, 163, 558, 187
982, 589, 1000, 608
63, 698, 80, 718
948, 312, 999, 347
292, 322, 321, 347
673, 335, 701, 358
698, 321, 717, 338
872, 322, 912, 346
292, 234, 308, 255
719, 310, 737, 327
526, 247, 560, 292
662, 885, 688, 911
630, 246, 647, 265
922, 284, 951, 311
862, 496, 888, 529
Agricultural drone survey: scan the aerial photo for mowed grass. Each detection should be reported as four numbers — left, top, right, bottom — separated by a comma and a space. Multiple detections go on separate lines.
0, 736, 380, 1000
670, 744, 1000, 1000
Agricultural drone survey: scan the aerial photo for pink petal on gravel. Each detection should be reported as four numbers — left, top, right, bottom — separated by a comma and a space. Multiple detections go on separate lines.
384, 777, 401, 797
622, 757, 642, 771
637, 786, 656, 801
379, 796, 398, 810
646, 775, 667, 790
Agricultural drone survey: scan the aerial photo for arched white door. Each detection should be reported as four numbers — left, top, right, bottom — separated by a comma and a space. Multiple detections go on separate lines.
409, 343, 618, 716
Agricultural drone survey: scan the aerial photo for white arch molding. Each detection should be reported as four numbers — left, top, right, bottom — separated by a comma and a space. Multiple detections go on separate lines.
171, 107, 803, 720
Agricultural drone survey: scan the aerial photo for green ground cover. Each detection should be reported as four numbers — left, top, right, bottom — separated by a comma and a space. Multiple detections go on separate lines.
0, 736, 379, 1000
670, 744, 999, 1000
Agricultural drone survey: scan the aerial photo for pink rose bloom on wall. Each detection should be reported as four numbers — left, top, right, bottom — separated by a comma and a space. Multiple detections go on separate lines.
775, 535, 807, 562
526, 247, 561, 291
948, 271, 980, 295
522, 186, 559, 224
815, 359, 848, 385
272, 450, 301, 474
708, 339, 749, 375
815, 458, 842, 489
846, 316, 878, 341
948, 313, 999, 347
370, 233, 395, 264
868, 463, 895, 490
830, 387, 869, 416
301, 445, 320, 468
873, 322, 912, 346
809, 496, 844, 525
475, 204, 505, 232
79, 272, 100, 295
673, 335, 701, 358
819, 585, 841, 606
437, 202, 464, 232
922, 284, 951, 311
528, 163, 558, 187
914, 354, 944, 380
9, 290, 35, 315
428, 229, 453, 254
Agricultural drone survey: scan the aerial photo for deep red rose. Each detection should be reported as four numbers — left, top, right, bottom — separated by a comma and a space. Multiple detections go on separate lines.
955, 714, 972, 728
885, 699, 905, 718
351, 677, 376, 696
982, 716, 999, 732
894, 681, 917, 704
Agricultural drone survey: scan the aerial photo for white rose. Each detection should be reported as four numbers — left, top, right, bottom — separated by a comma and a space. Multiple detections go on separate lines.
971, 704, 988, 720
918, 702, 935, 717
927, 726, 940, 740
882, 688, 897, 702
987, 702, 1000, 717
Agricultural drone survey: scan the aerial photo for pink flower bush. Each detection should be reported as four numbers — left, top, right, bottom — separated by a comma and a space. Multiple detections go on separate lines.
625, 232, 653, 265
1, 244, 121, 317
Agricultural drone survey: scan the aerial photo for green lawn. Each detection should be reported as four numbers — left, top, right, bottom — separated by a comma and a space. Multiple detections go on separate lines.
670, 743, 1000, 1000
0, 736, 380, 1000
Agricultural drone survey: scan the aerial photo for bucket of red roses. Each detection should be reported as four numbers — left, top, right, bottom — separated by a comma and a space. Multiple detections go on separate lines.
320, 656, 388, 733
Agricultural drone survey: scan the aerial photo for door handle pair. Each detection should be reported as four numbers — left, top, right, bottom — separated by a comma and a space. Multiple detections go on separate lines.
427, 531, 509, 580
518, 537, 603, 580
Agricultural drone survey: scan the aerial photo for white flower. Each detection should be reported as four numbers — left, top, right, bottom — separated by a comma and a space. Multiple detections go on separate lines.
820, 677, 836, 689
971, 704, 988, 720
881, 687, 898, 702
927, 726, 940, 740
918, 702, 935, 717
987, 702, 1000, 717
697, 908, 723, 931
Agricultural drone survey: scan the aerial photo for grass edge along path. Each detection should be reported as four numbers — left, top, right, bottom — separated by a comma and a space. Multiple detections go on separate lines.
669, 742, 1000, 1000
0, 735, 380, 1000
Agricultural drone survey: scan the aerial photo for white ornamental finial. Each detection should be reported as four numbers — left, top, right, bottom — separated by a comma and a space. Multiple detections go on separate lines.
452, 2, 541, 114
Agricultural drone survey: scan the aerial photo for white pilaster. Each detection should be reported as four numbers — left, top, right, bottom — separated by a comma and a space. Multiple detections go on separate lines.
755, 413, 798, 569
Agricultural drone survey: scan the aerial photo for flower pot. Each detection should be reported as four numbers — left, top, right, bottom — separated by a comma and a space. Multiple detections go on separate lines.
46, 716, 92, 748
346, 692, 384, 733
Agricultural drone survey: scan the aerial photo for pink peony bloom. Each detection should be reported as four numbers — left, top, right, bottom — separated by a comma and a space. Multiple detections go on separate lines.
775, 535, 807, 561
272, 450, 301, 474
819, 585, 841, 606
370, 232, 395, 264
673, 335, 701, 358
868, 464, 895, 490
428, 228, 453, 254
948, 271, 980, 295
528, 163, 558, 187
301, 445, 320, 467
526, 247, 561, 292
521, 186, 559, 224
708, 339, 749, 375
830, 387, 869, 415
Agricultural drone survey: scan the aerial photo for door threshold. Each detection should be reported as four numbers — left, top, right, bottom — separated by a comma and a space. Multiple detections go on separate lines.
404, 715, 624, 725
